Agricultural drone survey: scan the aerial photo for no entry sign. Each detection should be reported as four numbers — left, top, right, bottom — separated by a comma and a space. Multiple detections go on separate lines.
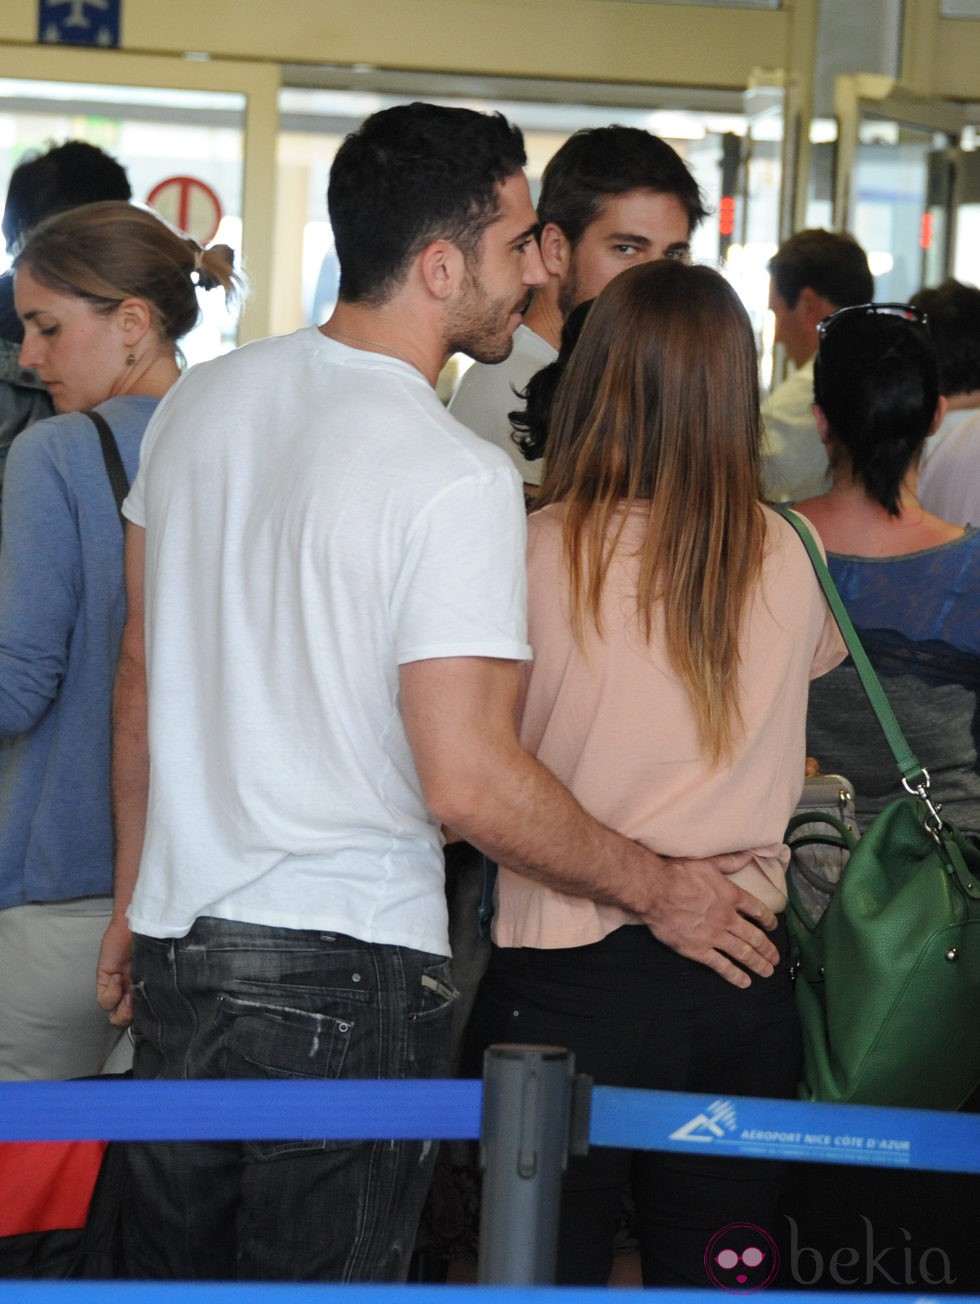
147, 176, 223, 245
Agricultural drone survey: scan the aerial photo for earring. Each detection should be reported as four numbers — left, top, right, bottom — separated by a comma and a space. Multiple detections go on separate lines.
126, 353, 136, 366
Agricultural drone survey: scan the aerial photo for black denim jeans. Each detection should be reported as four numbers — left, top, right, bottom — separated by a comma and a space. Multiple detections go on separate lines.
123, 918, 456, 1281
467, 919, 801, 1287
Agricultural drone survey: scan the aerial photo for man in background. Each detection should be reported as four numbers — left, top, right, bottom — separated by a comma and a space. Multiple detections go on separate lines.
910, 277, 980, 526
762, 228, 873, 502
444, 126, 708, 1065
449, 125, 707, 493
0, 140, 132, 500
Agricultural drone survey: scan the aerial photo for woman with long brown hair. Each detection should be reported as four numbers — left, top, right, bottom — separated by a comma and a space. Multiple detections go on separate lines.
467, 260, 844, 1286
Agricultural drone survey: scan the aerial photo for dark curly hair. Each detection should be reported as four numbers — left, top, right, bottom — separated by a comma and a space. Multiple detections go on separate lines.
537, 126, 707, 245
3, 140, 131, 254
509, 299, 595, 463
329, 102, 526, 305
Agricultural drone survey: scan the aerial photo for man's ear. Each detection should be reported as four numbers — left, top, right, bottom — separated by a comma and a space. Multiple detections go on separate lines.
417, 240, 466, 301
798, 286, 835, 330
118, 297, 153, 347
539, 223, 570, 279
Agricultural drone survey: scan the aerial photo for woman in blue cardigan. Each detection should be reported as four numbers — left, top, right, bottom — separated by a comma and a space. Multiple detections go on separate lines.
797, 302, 979, 843
0, 201, 237, 1079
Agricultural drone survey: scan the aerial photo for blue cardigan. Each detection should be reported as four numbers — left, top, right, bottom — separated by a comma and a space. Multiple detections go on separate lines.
0, 394, 159, 908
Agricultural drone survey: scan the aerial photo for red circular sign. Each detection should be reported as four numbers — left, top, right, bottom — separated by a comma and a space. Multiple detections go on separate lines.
147, 176, 223, 245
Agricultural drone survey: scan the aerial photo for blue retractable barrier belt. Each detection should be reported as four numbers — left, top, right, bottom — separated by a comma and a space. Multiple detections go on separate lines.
5, 1288, 973, 1304
3, 1287, 969, 1303
0, 1078, 481, 1143
1, 1079, 977, 1177
590, 1086, 980, 1174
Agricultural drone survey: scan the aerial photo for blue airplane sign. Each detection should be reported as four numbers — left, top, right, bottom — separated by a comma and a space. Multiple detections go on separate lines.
38, 0, 121, 48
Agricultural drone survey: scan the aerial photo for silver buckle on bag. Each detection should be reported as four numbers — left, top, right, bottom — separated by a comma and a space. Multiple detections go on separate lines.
902, 769, 945, 842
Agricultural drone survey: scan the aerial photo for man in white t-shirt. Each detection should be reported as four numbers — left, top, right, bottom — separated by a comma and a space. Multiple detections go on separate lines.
96, 103, 779, 1283
449, 126, 706, 493
911, 277, 980, 526
762, 229, 873, 502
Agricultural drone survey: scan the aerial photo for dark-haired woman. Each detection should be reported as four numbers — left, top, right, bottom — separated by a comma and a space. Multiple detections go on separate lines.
508, 297, 594, 470
0, 201, 238, 1079
467, 260, 845, 1286
796, 304, 980, 838
789, 301, 980, 1293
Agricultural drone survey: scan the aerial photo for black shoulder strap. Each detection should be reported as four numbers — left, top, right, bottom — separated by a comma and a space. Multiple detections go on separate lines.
85, 410, 129, 529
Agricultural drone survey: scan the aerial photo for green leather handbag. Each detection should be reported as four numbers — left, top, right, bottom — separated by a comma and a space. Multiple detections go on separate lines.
780, 508, 980, 1111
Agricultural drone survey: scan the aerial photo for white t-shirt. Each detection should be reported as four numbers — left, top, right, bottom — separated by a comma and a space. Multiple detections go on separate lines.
918, 407, 980, 526
760, 357, 831, 503
126, 327, 531, 954
448, 323, 557, 486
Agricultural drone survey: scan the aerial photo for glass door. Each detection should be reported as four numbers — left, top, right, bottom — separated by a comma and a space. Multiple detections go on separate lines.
833, 75, 967, 301
737, 73, 793, 386
948, 144, 980, 286
0, 45, 279, 346
0, 76, 246, 364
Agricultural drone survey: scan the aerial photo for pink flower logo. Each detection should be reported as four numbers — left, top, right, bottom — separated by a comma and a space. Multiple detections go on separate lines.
704, 1222, 780, 1293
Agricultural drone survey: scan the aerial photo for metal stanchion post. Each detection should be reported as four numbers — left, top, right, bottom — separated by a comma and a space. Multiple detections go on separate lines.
477, 1043, 590, 1285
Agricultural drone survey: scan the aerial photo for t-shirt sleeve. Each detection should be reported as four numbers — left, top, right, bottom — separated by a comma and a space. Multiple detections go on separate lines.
810, 602, 847, 679
122, 380, 178, 528
766, 506, 846, 680
794, 515, 848, 679
393, 465, 531, 665
122, 454, 146, 528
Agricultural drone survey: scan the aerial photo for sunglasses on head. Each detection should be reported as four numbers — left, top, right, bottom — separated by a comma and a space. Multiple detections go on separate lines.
816, 301, 929, 347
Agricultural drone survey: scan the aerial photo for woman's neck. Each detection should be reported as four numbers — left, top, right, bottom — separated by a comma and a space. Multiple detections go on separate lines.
114, 351, 181, 402
794, 471, 965, 558
943, 388, 980, 412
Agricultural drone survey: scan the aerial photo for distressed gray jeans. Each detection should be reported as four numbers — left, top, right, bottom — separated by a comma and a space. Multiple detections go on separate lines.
123, 917, 455, 1281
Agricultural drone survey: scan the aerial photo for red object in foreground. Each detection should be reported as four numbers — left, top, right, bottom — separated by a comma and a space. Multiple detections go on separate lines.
0, 1140, 107, 1237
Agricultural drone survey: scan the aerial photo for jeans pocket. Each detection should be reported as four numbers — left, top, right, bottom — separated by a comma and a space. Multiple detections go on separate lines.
217, 993, 356, 1158
411, 960, 458, 1025
217, 993, 355, 1079
403, 959, 456, 1080
130, 978, 167, 1077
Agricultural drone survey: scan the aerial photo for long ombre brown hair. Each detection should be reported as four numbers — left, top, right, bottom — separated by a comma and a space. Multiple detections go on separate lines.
535, 260, 765, 764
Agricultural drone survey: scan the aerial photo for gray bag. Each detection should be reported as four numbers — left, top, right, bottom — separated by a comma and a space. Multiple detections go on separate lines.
785, 774, 858, 929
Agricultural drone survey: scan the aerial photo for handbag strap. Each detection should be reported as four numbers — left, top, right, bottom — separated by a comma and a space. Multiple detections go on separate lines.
86, 410, 129, 529
775, 506, 929, 794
